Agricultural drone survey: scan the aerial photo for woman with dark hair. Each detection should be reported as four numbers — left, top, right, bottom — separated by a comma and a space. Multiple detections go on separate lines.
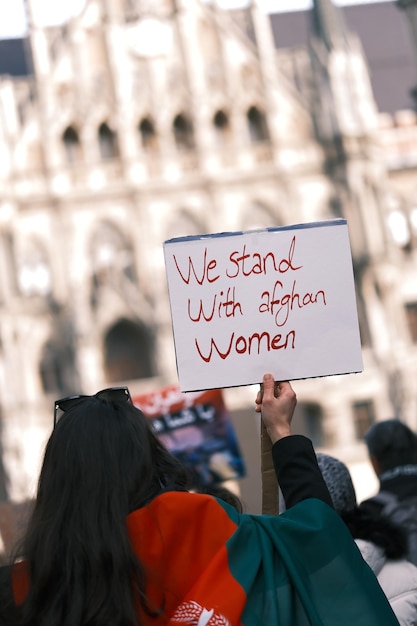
0, 375, 399, 626
5, 388, 191, 626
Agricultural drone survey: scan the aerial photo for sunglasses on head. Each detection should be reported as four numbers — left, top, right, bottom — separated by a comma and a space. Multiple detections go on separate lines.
54, 386, 132, 427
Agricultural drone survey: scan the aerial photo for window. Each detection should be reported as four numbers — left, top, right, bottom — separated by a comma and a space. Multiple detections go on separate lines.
247, 106, 270, 143
173, 114, 195, 151
62, 126, 82, 164
213, 110, 230, 145
296, 402, 325, 447
139, 117, 158, 153
405, 302, 417, 344
352, 400, 375, 440
98, 122, 119, 159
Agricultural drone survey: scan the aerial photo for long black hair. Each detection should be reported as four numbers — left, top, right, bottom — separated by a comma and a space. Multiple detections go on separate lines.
14, 396, 189, 626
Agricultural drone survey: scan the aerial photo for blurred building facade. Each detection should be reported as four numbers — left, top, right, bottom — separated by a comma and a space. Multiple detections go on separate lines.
0, 0, 417, 516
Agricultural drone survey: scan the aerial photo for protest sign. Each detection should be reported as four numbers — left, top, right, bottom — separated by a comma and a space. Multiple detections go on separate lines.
164, 219, 363, 392
133, 384, 245, 487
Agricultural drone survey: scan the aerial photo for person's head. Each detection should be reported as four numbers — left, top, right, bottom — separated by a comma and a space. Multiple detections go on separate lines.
317, 453, 409, 560
364, 419, 417, 476
316, 453, 357, 514
17, 388, 189, 624
39, 390, 188, 517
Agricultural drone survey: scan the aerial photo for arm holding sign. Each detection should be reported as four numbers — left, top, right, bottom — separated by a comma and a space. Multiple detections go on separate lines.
256, 373, 333, 510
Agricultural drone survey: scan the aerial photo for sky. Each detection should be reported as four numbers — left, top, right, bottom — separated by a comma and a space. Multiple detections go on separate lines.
0, 0, 394, 39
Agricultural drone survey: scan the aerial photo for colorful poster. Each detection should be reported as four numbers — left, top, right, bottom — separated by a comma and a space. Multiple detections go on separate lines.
133, 385, 245, 488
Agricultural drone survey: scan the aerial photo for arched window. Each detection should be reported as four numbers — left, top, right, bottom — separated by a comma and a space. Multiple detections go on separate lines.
213, 110, 230, 145
247, 106, 270, 143
173, 113, 195, 151
62, 126, 82, 164
139, 117, 158, 153
98, 122, 119, 159
405, 302, 417, 344
104, 318, 155, 382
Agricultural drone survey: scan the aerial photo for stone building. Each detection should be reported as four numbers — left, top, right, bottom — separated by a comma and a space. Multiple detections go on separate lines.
0, 0, 417, 521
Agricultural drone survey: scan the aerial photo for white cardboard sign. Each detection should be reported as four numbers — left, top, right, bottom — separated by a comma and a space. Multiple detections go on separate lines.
163, 219, 363, 392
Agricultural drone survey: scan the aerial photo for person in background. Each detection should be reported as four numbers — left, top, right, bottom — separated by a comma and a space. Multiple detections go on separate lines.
317, 452, 417, 626
359, 419, 417, 566
0, 374, 399, 626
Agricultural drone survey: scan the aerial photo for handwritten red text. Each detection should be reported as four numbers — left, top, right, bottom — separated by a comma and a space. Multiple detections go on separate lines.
259, 280, 326, 326
172, 236, 302, 286
188, 287, 243, 322
195, 329, 296, 363
173, 247, 220, 285
226, 236, 302, 278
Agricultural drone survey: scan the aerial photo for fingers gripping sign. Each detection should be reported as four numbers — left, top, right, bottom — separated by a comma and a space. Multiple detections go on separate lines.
256, 374, 296, 444
256, 373, 297, 514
